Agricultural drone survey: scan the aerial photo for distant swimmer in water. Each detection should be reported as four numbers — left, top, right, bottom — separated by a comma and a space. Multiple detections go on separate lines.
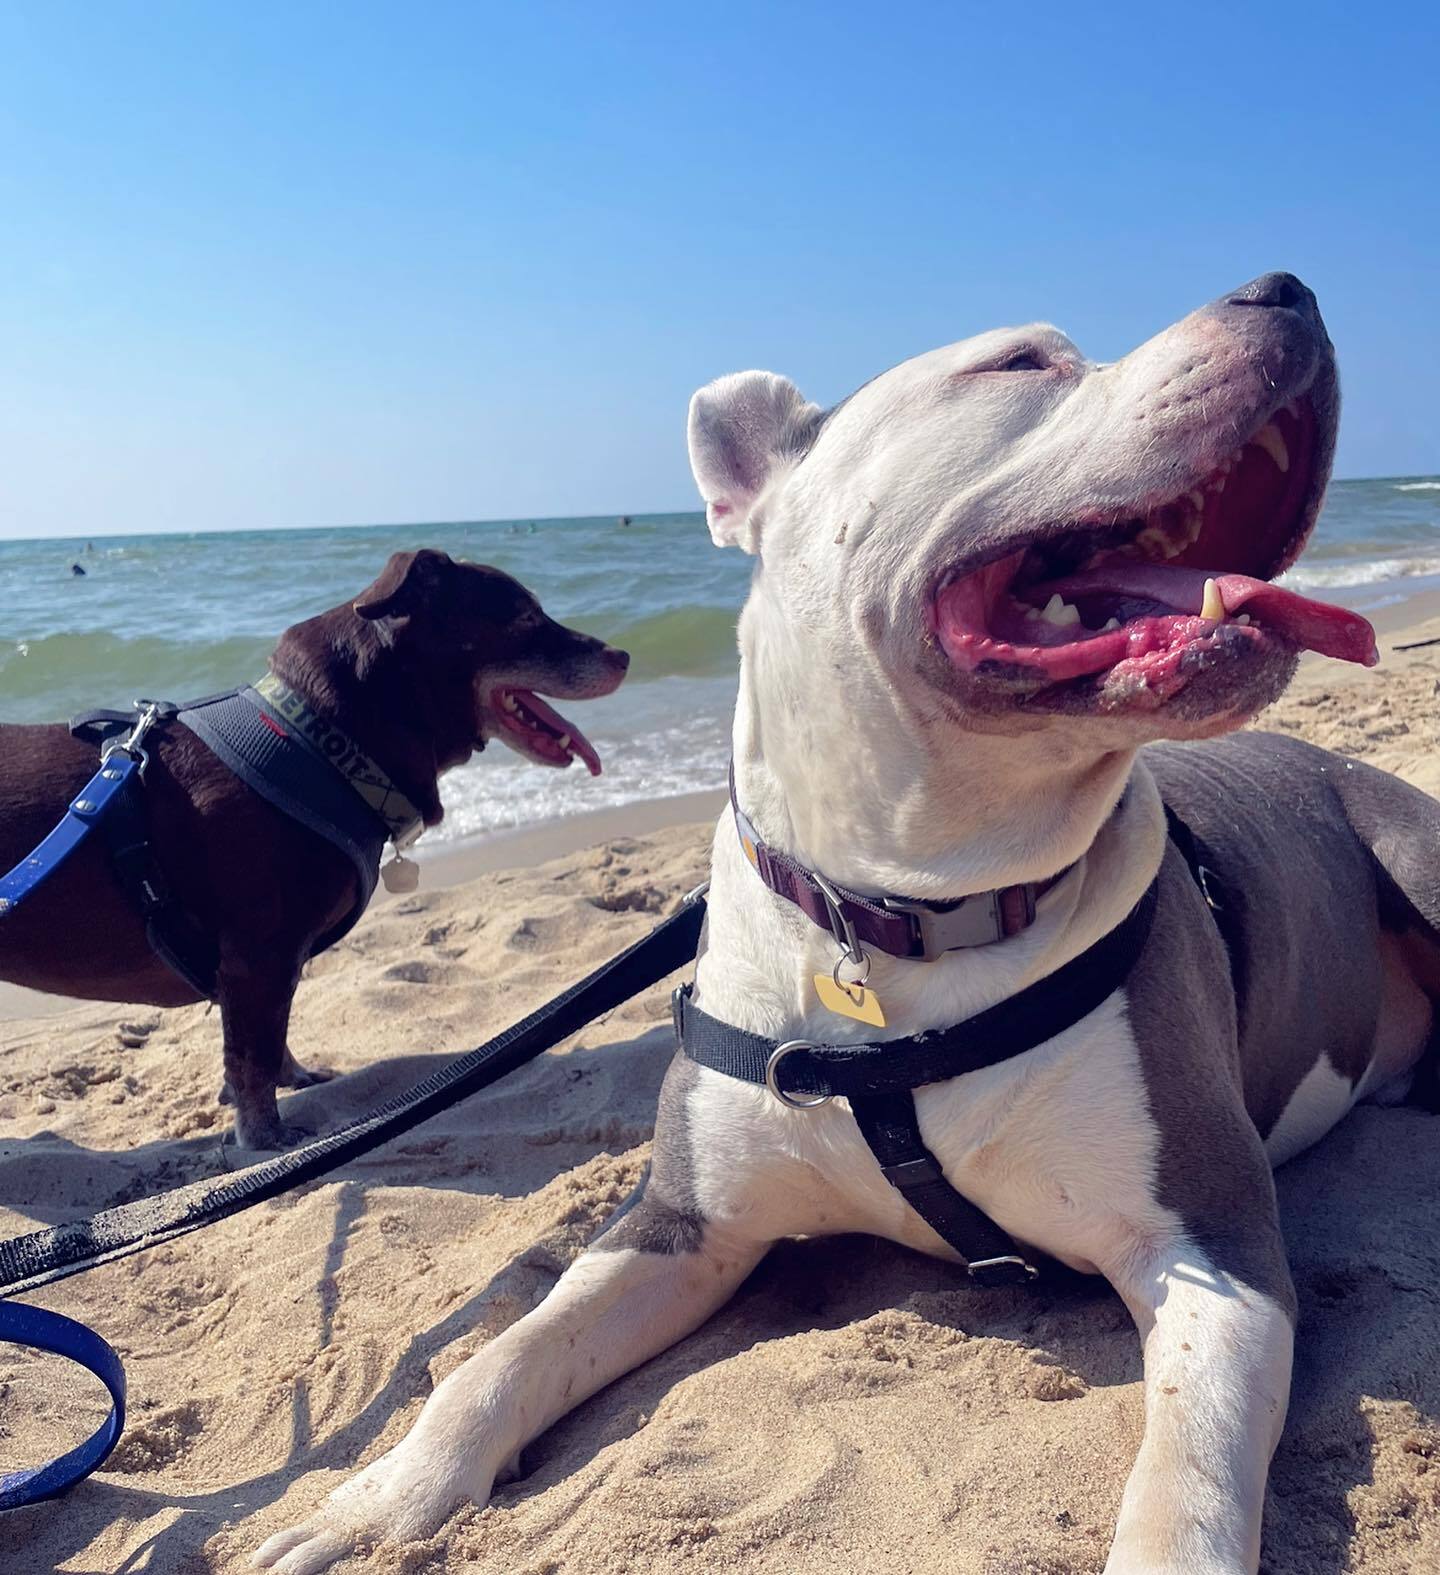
618, 515, 632, 527
70, 562, 87, 577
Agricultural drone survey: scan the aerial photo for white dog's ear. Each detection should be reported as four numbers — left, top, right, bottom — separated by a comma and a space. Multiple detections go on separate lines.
687, 371, 821, 551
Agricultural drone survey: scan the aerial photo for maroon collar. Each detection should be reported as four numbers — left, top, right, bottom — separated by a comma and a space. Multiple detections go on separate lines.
730, 771, 1062, 961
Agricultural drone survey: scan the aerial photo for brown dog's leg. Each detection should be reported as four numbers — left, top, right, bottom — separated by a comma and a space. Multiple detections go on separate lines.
277, 1048, 337, 1090
217, 947, 308, 1149
219, 1047, 335, 1106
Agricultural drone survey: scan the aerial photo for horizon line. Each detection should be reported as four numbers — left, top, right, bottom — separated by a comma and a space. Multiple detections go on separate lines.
1, 471, 1435, 548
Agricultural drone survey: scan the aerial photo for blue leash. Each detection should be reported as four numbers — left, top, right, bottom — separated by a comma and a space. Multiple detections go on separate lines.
0, 1303, 127, 1510
0, 752, 141, 916
0, 712, 154, 1507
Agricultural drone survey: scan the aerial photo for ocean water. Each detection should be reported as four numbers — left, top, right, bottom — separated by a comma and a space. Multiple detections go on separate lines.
2, 477, 1437, 847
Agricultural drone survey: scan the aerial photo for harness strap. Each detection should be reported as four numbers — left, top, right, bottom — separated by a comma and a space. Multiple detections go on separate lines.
98, 762, 219, 998
677, 876, 1160, 1280
676, 879, 1159, 1102
1162, 803, 1243, 997
847, 1091, 1039, 1286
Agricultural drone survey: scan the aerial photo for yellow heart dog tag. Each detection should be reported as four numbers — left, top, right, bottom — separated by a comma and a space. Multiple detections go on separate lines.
813, 973, 887, 1027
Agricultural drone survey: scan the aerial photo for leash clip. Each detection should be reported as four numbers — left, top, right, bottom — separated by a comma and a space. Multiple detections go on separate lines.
101, 699, 165, 778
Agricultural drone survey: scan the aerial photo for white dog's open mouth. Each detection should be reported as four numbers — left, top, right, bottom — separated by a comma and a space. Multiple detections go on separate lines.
932, 397, 1377, 702
488, 686, 603, 775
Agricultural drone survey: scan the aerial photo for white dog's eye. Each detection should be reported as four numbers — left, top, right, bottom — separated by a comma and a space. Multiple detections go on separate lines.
992, 349, 1048, 372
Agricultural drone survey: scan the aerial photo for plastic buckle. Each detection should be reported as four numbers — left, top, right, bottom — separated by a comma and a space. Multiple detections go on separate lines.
882, 889, 1008, 959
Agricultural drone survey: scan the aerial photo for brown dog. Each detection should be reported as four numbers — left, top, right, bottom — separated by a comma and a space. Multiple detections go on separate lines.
0, 549, 628, 1147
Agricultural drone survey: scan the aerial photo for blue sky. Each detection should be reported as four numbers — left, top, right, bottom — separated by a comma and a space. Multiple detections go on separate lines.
1, 2, 1435, 539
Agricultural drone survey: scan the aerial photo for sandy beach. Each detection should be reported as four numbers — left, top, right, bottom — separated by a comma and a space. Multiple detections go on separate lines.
3, 606, 1439, 1575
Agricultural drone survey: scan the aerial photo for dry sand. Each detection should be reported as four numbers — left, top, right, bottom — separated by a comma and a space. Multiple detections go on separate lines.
2, 608, 1439, 1575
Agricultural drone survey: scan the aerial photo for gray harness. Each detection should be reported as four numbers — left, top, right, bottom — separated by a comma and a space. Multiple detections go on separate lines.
69, 684, 411, 997
178, 687, 388, 929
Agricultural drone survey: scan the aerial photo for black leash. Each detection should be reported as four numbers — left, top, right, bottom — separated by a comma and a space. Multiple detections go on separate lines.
0, 887, 705, 1511
676, 876, 1160, 1286
0, 891, 707, 1302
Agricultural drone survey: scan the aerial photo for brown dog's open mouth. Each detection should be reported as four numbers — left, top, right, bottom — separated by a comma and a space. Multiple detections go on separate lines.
489, 687, 603, 775
931, 397, 1378, 704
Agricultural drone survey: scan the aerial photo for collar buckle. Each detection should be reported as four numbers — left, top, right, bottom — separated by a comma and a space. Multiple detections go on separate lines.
881, 889, 1013, 959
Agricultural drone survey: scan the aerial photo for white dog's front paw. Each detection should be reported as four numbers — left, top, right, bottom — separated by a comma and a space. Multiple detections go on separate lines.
251, 1446, 483, 1574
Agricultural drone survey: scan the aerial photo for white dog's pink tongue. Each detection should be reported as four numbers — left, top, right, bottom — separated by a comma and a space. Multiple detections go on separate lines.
1029, 564, 1379, 666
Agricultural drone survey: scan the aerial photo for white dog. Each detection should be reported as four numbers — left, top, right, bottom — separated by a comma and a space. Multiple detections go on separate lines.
254, 273, 1440, 1574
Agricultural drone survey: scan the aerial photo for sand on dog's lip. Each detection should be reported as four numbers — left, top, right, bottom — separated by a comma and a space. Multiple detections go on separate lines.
2, 600, 1440, 1575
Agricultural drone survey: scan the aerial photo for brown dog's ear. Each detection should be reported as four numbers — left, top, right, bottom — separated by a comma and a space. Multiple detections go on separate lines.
353, 549, 452, 621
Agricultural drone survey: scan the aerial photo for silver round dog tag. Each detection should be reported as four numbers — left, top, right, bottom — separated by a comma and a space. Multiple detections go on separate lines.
381, 854, 421, 894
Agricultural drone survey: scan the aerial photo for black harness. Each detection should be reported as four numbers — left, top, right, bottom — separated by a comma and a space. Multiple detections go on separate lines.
677, 812, 1222, 1288
68, 686, 406, 997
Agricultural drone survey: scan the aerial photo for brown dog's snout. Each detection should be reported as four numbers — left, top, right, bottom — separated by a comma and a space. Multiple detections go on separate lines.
586, 641, 630, 696
539, 620, 630, 698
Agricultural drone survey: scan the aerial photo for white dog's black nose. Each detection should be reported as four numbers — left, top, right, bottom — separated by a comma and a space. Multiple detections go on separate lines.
1224, 271, 1317, 318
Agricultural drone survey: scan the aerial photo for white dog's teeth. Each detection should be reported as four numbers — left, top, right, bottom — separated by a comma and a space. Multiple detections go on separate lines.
557, 733, 571, 750
500, 694, 520, 713
1186, 490, 1206, 511
1038, 593, 1082, 627
1102, 617, 1122, 631
1252, 422, 1290, 473
1200, 578, 1225, 621
1236, 612, 1252, 626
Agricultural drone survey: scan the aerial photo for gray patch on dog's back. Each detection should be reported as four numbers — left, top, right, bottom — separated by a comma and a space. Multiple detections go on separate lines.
592, 1051, 706, 1255
1320, 742, 1440, 939
1123, 728, 1440, 1316
1148, 734, 1389, 1100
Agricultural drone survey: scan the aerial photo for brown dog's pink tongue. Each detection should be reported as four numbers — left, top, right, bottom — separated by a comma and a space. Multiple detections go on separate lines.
1028, 564, 1379, 666
512, 690, 603, 775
